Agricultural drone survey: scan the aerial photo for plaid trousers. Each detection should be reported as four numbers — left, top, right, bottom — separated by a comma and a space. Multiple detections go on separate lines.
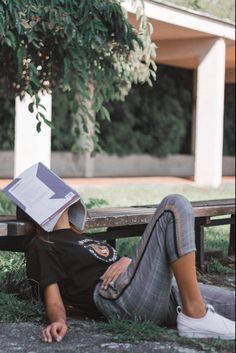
94, 194, 235, 324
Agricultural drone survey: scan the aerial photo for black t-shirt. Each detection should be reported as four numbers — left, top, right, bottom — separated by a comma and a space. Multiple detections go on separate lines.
25, 229, 120, 317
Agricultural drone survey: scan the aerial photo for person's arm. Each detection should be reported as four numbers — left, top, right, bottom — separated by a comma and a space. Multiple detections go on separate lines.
100, 257, 132, 290
42, 283, 68, 343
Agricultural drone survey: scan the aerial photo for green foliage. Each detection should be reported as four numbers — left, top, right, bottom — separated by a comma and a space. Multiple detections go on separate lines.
0, 292, 44, 322
99, 70, 235, 157
0, 0, 156, 153
100, 319, 169, 342
205, 226, 231, 254
0, 67, 235, 156
51, 88, 75, 151
117, 237, 140, 258
206, 259, 234, 274
0, 192, 16, 215
0, 251, 45, 322
0, 252, 29, 297
0, 81, 15, 150
99, 319, 235, 352
223, 84, 235, 156
100, 66, 193, 156
86, 198, 109, 209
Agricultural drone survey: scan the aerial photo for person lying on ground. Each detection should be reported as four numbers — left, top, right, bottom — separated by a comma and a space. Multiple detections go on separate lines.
23, 194, 235, 343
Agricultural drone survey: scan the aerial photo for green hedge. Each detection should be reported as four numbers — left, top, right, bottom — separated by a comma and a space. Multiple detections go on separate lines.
0, 66, 235, 156
223, 84, 235, 155
0, 83, 15, 150
100, 66, 193, 156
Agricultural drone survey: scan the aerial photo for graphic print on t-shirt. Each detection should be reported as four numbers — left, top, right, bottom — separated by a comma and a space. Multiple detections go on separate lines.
78, 239, 118, 263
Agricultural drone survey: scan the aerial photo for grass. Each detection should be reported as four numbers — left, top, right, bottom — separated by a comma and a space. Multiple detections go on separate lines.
0, 251, 45, 323
100, 319, 171, 342
204, 226, 231, 254
77, 181, 235, 207
0, 292, 44, 323
98, 319, 235, 352
206, 259, 234, 274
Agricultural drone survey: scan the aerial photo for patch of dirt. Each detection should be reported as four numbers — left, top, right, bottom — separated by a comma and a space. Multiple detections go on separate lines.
197, 255, 235, 289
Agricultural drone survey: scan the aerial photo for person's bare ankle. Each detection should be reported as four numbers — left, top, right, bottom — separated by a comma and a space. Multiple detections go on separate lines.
183, 302, 206, 318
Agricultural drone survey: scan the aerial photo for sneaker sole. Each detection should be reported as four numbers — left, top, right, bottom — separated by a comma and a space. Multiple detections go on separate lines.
179, 332, 235, 340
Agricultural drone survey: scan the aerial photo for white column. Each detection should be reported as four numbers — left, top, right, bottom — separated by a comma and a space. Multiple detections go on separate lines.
14, 93, 52, 177
194, 38, 226, 187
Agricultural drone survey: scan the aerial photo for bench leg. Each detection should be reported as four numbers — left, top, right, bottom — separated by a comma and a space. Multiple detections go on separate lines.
228, 214, 235, 256
195, 218, 205, 272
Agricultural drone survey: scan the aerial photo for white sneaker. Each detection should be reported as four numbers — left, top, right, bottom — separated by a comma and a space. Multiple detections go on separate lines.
177, 304, 235, 340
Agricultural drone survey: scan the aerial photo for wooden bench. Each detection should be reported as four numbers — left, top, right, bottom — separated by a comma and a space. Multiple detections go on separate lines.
0, 198, 235, 271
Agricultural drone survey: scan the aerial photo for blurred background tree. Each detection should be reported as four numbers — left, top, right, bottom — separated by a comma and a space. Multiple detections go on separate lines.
1, 65, 234, 156
0, 0, 156, 153
0, 1, 235, 156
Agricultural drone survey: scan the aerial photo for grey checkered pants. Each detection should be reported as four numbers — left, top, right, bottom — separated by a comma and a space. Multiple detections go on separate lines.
94, 194, 235, 324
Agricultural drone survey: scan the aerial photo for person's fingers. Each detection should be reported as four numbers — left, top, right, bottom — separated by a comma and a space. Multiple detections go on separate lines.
100, 264, 114, 279
42, 327, 52, 343
100, 266, 115, 286
102, 274, 113, 289
52, 323, 68, 342
102, 268, 117, 288
51, 324, 61, 341
42, 323, 67, 343
55, 323, 68, 342
59, 324, 68, 340
46, 329, 52, 343
112, 272, 121, 282
102, 268, 122, 289
101, 258, 131, 290
42, 330, 47, 343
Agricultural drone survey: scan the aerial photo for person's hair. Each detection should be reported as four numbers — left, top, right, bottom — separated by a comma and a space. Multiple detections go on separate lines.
16, 206, 46, 238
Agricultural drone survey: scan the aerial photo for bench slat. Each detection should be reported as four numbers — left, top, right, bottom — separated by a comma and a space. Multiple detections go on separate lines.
0, 199, 235, 236
0, 199, 235, 270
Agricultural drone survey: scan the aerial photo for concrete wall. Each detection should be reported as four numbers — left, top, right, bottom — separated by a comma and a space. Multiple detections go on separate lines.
0, 151, 235, 178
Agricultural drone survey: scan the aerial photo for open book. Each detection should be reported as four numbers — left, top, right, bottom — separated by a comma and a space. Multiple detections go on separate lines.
3, 162, 87, 232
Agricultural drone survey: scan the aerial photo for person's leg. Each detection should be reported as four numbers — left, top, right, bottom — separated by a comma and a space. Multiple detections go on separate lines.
94, 194, 235, 340
171, 252, 206, 318
94, 194, 197, 322
171, 279, 235, 321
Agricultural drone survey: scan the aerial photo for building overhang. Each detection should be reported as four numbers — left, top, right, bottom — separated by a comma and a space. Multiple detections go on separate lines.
124, 0, 235, 81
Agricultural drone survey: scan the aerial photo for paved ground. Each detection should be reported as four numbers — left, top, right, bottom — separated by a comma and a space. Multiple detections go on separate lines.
0, 320, 215, 353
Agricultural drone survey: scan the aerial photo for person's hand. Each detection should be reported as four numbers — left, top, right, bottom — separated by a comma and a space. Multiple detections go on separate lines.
42, 321, 68, 343
100, 257, 132, 290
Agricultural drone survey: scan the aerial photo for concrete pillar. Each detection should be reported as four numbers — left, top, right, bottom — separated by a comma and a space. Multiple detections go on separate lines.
84, 153, 95, 177
14, 93, 52, 177
194, 38, 226, 187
